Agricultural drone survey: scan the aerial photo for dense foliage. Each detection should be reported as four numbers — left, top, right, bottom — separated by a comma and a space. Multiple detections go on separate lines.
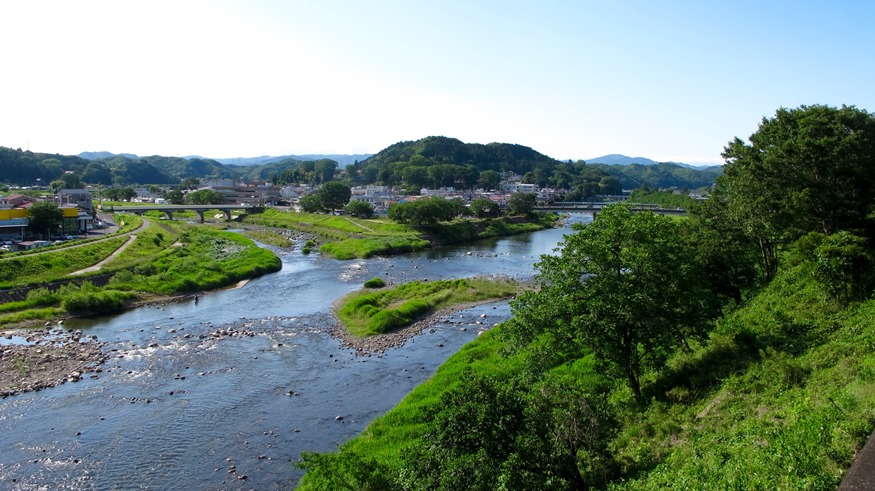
26, 201, 63, 239
592, 162, 722, 191
296, 104, 875, 490
387, 197, 465, 227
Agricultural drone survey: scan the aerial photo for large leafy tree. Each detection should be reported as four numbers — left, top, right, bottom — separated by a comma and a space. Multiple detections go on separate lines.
506, 205, 715, 402
387, 197, 461, 227
470, 198, 499, 218
318, 181, 352, 211
344, 200, 375, 218
313, 159, 338, 184
27, 201, 64, 239
719, 104, 875, 280
507, 192, 536, 216
184, 189, 222, 205
685, 194, 760, 305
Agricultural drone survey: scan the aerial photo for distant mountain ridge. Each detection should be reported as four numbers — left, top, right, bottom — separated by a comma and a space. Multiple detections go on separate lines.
586, 154, 718, 169
79, 151, 140, 160
80, 152, 371, 167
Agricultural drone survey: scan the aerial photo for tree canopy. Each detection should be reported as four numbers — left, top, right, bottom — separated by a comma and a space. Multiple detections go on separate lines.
27, 201, 63, 239
712, 104, 875, 280
506, 204, 716, 402
387, 197, 464, 227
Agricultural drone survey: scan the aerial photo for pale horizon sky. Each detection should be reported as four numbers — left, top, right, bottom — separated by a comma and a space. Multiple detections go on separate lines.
1, 1, 873, 165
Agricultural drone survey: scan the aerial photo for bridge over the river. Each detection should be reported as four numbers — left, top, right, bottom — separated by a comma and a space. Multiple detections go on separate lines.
107, 204, 261, 223
535, 202, 687, 216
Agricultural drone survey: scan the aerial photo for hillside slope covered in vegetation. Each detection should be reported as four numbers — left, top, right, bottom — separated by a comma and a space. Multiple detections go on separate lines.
296, 104, 875, 490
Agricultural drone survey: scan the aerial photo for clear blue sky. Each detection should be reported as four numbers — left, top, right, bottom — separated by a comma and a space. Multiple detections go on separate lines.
1, 1, 873, 164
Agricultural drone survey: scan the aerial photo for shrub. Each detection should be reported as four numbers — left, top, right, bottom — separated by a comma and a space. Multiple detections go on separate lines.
364, 277, 386, 289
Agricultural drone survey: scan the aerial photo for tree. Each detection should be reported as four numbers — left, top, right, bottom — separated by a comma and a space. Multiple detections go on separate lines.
313, 159, 339, 184
470, 198, 499, 218
164, 189, 184, 205
184, 189, 222, 205
507, 192, 536, 216
27, 201, 63, 239
299, 193, 323, 213
403, 370, 527, 490
401, 165, 430, 188
180, 177, 201, 190
505, 205, 715, 402
60, 172, 82, 189
402, 370, 617, 490
719, 105, 875, 280
685, 194, 759, 305
345, 200, 375, 218
598, 176, 622, 195
387, 197, 459, 227
477, 170, 501, 190
318, 181, 352, 211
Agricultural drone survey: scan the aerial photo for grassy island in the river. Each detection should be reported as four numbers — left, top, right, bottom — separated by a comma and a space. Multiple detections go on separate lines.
336, 277, 527, 337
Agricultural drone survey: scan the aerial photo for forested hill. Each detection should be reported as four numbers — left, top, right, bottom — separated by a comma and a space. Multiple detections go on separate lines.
0, 147, 321, 186
0, 147, 97, 186
345, 136, 720, 191
346, 136, 561, 185
594, 162, 723, 190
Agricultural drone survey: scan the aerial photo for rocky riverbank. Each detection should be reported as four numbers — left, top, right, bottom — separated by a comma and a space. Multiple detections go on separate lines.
0, 327, 108, 398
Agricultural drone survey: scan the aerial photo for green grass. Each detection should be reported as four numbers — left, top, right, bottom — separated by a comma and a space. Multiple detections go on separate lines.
319, 236, 431, 259
336, 277, 525, 337
0, 221, 281, 325
239, 229, 294, 247
0, 237, 129, 288
243, 208, 425, 259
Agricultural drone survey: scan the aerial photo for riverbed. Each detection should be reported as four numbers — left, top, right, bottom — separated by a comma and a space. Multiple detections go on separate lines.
0, 217, 587, 489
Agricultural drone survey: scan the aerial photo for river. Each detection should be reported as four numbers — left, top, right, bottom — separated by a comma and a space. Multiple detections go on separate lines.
0, 216, 588, 490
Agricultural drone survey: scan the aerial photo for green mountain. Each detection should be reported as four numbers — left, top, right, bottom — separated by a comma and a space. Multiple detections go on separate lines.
593, 162, 723, 190
0, 147, 91, 186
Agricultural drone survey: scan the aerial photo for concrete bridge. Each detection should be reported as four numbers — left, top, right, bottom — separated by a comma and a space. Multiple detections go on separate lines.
535, 202, 687, 217
108, 204, 261, 223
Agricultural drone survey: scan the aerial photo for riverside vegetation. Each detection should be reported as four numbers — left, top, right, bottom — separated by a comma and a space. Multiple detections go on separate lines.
0, 218, 281, 327
337, 277, 526, 337
296, 104, 875, 489
243, 207, 557, 260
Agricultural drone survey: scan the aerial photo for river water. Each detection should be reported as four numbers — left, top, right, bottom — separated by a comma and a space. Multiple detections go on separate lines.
0, 217, 588, 490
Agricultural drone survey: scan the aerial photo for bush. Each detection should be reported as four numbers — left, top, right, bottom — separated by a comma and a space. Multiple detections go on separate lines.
813, 231, 872, 304
364, 277, 386, 289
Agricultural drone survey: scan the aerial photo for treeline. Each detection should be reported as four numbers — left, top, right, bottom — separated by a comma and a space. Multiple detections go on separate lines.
296, 104, 875, 490
345, 136, 718, 195
0, 148, 336, 188
2, 137, 720, 195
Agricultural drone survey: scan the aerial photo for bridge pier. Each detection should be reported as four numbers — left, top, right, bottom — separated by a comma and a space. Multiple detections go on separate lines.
223, 210, 232, 220
195, 210, 204, 223
164, 211, 173, 221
